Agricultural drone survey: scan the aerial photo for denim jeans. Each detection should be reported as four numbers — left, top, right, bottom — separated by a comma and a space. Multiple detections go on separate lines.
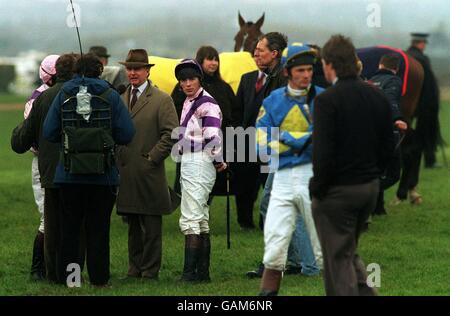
259, 172, 274, 220
287, 214, 320, 276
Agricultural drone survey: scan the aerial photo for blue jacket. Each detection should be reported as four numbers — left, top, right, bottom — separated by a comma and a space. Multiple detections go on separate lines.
43, 76, 135, 186
256, 85, 324, 170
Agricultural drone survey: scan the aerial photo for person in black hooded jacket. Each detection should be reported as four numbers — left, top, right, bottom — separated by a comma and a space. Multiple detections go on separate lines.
369, 53, 408, 215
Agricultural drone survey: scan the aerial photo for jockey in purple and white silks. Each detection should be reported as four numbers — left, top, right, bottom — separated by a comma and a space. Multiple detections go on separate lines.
175, 58, 226, 283
24, 54, 59, 281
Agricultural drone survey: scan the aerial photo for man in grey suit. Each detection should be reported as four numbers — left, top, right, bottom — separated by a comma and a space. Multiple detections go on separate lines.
116, 49, 179, 281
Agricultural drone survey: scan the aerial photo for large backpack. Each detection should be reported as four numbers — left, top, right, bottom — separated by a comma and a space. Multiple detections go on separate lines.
60, 88, 115, 175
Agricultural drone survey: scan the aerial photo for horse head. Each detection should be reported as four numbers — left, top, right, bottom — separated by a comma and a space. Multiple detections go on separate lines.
234, 12, 265, 53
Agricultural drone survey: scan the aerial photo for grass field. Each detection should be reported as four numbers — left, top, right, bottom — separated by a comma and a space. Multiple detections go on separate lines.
0, 95, 449, 296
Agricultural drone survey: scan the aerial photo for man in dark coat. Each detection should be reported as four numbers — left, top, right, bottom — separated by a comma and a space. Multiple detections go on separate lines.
11, 54, 77, 283
116, 49, 179, 281
310, 35, 395, 296
407, 33, 443, 169
234, 32, 288, 229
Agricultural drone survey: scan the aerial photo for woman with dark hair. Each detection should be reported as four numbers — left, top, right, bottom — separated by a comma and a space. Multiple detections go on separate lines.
171, 46, 238, 195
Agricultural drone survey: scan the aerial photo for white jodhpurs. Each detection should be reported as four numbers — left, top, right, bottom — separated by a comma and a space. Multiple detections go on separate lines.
32, 156, 45, 233
179, 151, 216, 235
263, 163, 322, 271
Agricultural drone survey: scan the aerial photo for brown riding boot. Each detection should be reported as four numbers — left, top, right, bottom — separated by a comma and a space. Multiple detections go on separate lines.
259, 268, 282, 296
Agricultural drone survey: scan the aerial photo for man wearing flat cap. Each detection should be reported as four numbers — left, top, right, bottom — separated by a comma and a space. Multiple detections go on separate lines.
89, 46, 111, 66
115, 48, 179, 281
89, 45, 128, 93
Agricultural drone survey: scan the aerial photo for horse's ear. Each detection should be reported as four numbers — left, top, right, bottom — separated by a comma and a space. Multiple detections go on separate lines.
255, 12, 265, 29
238, 11, 245, 28
234, 32, 244, 52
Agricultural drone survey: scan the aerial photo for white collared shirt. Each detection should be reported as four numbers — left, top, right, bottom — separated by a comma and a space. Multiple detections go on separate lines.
287, 83, 310, 97
130, 80, 148, 104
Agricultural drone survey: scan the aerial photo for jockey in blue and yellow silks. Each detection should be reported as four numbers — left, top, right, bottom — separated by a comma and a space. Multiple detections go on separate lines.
256, 44, 325, 171
256, 84, 322, 170
255, 43, 324, 296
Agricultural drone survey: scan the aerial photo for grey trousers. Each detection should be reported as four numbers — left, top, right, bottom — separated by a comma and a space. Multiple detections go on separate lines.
312, 179, 379, 296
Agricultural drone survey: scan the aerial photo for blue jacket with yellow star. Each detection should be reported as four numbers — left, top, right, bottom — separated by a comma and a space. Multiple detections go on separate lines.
256, 85, 324, 170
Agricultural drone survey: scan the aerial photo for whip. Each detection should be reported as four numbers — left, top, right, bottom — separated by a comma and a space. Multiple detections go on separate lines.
67, 0, 91, 121
69, 0, 83, 58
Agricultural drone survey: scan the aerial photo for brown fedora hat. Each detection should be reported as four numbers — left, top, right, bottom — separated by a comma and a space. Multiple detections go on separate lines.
119, 49, 155, 68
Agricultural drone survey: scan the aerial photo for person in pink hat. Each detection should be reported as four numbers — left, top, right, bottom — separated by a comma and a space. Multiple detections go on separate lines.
23, 54, 59, 281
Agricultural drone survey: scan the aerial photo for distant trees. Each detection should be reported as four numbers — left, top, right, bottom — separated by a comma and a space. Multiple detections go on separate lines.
0, 65, 15, 93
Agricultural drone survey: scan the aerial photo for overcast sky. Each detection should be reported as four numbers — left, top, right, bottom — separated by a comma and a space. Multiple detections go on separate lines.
0, 0, 449, 57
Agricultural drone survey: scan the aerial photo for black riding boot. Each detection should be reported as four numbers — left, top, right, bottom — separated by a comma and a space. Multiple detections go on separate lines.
246, 262, 265, 278
31, 231, 46, 281
197, 233, 211, 282
181, 234, 201, 282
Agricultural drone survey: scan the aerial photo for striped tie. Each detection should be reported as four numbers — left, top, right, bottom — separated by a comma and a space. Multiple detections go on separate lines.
255, 72, 265, 93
